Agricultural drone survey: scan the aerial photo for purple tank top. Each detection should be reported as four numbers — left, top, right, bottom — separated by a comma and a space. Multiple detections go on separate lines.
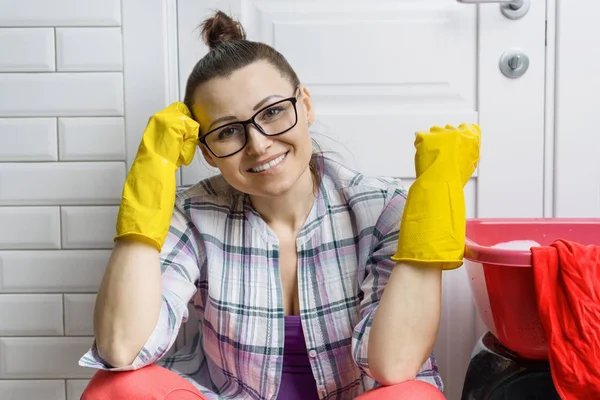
277, 316, 320, 400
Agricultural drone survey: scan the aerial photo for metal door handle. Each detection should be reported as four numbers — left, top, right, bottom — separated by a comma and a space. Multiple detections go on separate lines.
457, 0, 530, 19
499, 49, 529, 78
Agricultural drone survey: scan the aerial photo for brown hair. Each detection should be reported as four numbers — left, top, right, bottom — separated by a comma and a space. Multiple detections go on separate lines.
184, 11, 321, 188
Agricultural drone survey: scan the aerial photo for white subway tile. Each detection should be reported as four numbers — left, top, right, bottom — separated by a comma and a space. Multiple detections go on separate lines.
0, 294, 63, 335
61, 206, 118, 249
58, 117, 125, 161
0, 337, 95, 379
64, 294, 96, 336
0, 380, 65, 400
67, 380, 89, 400
0, 0, 121, 27
0, 73, 124, 117
0, 28, 54, 71
0, 118, 57, 161
57, 27, 122, 71
0, 207, 60, 249
0, 162, 125, 206
0, 250, 109, 293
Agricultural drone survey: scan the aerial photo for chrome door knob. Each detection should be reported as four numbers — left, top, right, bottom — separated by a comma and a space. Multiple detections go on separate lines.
508, 55, 522, 70
499, 49, 529, 78
456, 0, 531, 20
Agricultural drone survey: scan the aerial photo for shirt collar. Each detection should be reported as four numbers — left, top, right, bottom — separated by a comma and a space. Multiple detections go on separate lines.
243, 180, 327, 246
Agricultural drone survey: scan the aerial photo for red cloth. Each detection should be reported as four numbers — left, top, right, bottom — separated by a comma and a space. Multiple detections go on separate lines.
531, 239, 600, 400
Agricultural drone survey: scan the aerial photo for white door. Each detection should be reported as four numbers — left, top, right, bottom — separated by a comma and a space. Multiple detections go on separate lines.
121, 0, 547, 398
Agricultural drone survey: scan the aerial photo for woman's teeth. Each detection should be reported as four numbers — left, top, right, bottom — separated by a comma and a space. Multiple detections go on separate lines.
251, 153, 286, 172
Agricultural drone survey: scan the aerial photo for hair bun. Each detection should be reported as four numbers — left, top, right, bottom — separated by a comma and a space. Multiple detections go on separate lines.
201, 11, 246, 50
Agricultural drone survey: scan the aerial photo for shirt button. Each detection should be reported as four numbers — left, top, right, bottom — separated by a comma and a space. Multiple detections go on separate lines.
308, 349, 317, 358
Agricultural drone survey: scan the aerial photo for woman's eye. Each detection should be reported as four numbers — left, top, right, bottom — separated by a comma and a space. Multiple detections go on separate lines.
218, 127, 239, 139
264, 108, 282, 119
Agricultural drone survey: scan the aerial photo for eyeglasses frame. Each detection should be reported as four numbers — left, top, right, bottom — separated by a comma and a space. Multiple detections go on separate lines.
199, 87, 301, 158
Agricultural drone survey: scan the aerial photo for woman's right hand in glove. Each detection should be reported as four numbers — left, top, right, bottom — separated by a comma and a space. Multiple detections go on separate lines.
114, 102, 199, 251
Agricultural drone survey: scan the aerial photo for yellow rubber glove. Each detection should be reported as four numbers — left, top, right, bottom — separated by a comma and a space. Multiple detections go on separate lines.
115, 102, 199, 251
392, 123, 481, 270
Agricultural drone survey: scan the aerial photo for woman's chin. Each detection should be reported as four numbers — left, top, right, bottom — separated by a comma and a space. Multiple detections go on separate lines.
248, 180, 297, 198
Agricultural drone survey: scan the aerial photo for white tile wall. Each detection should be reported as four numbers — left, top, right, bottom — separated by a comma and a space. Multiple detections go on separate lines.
0, 73, 124, 117
0, 251, 110, 293
0, 337, 95, 379
0, 207, 61, 249
64, 294, 96, 336
67, 380, 90, 400
56, 28, 123, 72
0, 162, 125, 205
61, 206, 118, 249
0, 28, 55, 72
0, 118, 58, 161
0, 380, 65, 400
58, 117, 126, 161
0, 0, 124, 396
0, 0, 121, 27
0, 294, 64, 336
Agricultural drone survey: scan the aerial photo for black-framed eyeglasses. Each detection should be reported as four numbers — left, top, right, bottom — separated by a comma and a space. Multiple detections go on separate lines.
199, 87, 300, 158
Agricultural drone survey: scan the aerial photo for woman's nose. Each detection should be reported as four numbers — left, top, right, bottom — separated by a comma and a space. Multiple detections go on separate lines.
245, 125, 273, 156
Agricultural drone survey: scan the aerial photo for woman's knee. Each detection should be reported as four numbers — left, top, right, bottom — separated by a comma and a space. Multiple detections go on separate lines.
80, 365, 206, 400
81, 369, 152, 400
357, 380, 446, 400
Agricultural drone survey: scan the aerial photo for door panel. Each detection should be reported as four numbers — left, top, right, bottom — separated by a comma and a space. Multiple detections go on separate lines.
554, 0, 600, 217
477, 0, 546, 218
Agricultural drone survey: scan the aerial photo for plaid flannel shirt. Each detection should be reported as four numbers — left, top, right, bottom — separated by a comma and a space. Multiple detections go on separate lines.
79, 155, 443, 399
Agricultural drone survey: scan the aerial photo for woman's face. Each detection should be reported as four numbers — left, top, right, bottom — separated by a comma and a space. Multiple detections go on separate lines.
191, 61, 314, 198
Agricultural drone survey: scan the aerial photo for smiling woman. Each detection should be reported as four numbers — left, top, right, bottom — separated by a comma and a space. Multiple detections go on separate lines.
185, 20, 317, 208
77, 9, 447, 400
190, 60, 316, 218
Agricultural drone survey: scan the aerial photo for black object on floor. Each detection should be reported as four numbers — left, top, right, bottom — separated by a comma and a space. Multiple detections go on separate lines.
461, 332, 561, 400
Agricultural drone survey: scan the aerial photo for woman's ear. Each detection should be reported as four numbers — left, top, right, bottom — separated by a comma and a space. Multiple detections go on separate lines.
299, 85, 314, 126
199, 144, 218, 168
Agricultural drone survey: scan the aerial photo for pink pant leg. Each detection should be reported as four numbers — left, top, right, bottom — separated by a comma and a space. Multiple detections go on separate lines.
80, 364, 207, 400
356, 380, 446, 400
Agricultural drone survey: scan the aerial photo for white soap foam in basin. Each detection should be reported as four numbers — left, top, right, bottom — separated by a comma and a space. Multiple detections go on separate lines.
492, 240, 542, 250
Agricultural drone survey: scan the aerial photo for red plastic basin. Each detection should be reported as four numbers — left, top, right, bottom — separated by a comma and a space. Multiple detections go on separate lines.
464, 218, 600, 360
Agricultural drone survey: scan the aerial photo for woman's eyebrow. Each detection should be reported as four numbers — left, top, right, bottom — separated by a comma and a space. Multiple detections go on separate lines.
206, 94, 285, 131
207, 116, 237, 131
253, 94, 283, 111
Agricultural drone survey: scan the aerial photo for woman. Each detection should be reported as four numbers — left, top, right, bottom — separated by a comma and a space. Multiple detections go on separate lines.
79, 10, 479, 400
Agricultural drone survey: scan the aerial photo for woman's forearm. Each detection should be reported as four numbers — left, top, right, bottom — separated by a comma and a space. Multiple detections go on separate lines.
93, 240, 163, 368
368, 262, 443, 386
